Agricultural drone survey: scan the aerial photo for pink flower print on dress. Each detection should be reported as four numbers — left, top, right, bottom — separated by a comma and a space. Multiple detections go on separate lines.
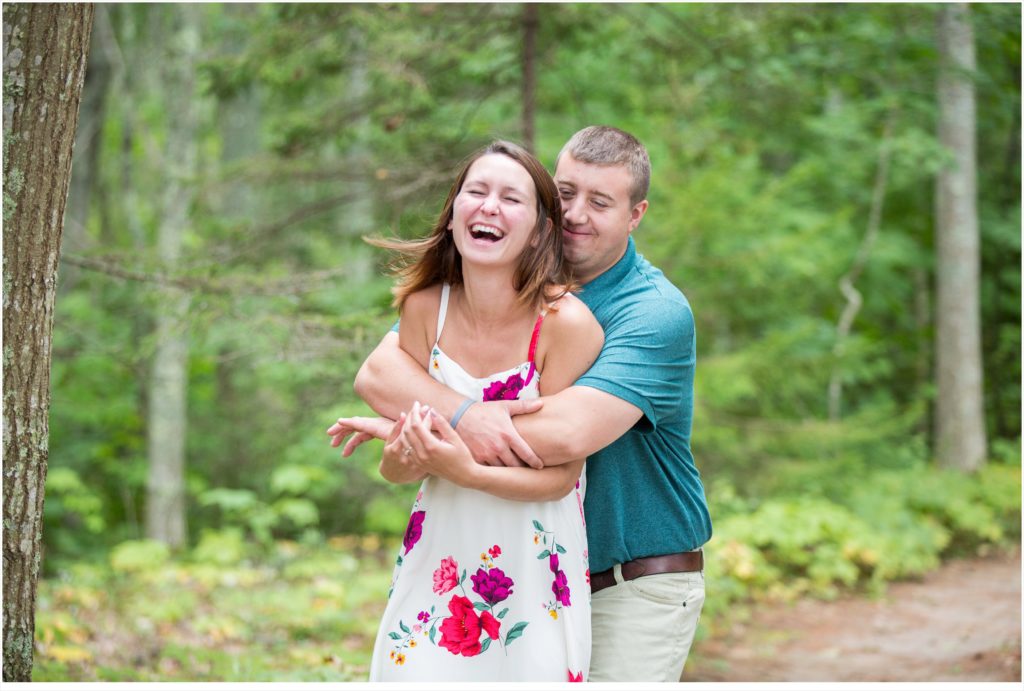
552, 569, 571, 607
568, 670, 584, 682
482, 371, 526, 401
403, 510, 425, 553
438, 595, 500, 657
432, 556, 459, 595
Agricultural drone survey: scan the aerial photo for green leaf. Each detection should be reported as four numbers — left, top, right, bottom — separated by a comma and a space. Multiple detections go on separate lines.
504, 621, 528, 646
480, 637, 492, 653
429, 624, 437, 644
555, 544, 566, 554
388, 632, 401, 640
536, 550, 551, 559
460, 568, 467, 584
473, 602, 489, 611
497, 607, 509, 619
532, 520, 544, 532
399, 620, 410, 634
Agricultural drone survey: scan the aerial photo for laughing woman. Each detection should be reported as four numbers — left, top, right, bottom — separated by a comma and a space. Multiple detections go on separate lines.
330, 141, 602, 681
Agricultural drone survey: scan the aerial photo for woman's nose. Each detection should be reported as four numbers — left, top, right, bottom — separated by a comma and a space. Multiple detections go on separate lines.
481, 195, 500, 214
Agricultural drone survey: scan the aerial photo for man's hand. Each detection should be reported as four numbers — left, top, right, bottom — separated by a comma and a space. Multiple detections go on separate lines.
457, 399, 544, 469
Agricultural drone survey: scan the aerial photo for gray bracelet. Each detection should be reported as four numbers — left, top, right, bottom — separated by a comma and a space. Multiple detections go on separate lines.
450, 398, 476, 429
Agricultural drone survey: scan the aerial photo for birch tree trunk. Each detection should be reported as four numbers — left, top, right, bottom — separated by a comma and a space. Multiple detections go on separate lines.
145, 4, 201, 547
935, 3, 987, 471
2, 3, 94, 681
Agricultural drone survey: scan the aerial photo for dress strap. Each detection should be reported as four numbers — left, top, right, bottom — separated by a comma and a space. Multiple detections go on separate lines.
522, 306, 548, 388
434, 283, 451, 347
527, 309, 547, 364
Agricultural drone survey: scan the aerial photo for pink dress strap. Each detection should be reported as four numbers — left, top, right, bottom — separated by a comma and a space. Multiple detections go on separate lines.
527, 312, 546, 364
523, 308, 548, 387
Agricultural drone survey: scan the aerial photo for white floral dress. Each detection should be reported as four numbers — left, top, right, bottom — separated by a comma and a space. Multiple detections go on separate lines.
368, 283, 590, 682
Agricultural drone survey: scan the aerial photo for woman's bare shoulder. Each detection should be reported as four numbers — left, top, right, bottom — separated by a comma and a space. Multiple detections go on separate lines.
544, 292, 603, 340
399, 283, 445, 347
402, 283, 444, 317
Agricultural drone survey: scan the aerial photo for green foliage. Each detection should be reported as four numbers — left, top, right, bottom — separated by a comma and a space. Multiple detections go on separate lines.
702, 463, 1021, 624
192, 528, 249, 566
109, 540, 171, 574
35, 539, 392, 681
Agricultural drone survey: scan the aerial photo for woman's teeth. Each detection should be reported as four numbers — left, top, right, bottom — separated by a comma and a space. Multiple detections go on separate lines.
470, 224, 504, 241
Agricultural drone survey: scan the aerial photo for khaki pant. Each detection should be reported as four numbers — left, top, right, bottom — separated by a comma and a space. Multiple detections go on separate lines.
588, 567, 705, 682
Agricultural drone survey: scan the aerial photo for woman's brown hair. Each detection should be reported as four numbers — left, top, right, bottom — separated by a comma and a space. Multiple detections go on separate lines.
366, 140, 572, 312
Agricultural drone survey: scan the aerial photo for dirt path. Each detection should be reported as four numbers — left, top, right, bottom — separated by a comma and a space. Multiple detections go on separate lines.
685, 549, 1022, 682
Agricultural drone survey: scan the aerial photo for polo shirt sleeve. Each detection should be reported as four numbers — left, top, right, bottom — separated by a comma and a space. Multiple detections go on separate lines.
574, 298, 695, 432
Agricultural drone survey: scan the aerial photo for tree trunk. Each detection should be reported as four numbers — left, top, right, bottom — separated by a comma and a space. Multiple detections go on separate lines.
521, 3, 538, 153
2, 3, 94, 681
934, 3, 986, 471
145, 4, 201, 547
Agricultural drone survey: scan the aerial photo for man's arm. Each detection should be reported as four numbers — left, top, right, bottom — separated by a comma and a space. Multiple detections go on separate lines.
354, 331, 462, 420
453, 385, 644, 467
455, 298, 694, 465
353, 331, 544, 467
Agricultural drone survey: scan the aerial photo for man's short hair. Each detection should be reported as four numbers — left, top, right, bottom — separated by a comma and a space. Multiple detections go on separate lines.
557, 126, 651, 206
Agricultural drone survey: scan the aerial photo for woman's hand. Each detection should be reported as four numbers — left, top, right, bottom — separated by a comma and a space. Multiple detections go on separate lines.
379, 412, 429, 484
327, 415, 395, 457
398, 401, 480, 489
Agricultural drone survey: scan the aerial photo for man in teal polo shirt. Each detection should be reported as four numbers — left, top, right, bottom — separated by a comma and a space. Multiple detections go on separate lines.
334, 126, 711, 681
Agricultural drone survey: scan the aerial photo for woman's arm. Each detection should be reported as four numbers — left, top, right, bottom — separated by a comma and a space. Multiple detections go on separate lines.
398, 402, 583, 501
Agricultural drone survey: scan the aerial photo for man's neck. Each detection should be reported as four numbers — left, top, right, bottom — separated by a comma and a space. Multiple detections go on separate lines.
577, 241, 631, 286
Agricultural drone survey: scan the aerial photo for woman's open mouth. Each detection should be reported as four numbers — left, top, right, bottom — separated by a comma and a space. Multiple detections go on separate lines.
469, 224, 505, 242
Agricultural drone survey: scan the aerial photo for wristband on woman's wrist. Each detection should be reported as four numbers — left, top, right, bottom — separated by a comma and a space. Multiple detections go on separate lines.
450, 397, 476, 429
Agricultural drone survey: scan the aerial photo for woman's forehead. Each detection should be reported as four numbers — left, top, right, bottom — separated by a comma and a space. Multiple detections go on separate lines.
464, 154, 535, 191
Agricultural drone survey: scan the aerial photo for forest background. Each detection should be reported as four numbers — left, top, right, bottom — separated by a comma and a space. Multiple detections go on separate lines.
8, 2, 1021, 682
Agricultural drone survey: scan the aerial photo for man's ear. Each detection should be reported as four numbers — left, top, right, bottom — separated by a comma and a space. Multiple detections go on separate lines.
627, 200, 649, 234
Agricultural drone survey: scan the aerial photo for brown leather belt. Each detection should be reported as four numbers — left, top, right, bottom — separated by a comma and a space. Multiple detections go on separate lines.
590, 551, 704, 595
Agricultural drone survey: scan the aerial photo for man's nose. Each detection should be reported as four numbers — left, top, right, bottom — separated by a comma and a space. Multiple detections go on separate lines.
563, 198, 586, 224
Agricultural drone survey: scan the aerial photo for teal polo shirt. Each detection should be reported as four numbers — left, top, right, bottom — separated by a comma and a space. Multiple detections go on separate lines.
575, 237, 712, 573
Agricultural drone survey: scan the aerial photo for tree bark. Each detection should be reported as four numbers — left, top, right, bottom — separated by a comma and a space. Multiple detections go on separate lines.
521, 3, 538, 153
145, 4, 201, 547
2, 3, 94, 681
934, 3, 986, 471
